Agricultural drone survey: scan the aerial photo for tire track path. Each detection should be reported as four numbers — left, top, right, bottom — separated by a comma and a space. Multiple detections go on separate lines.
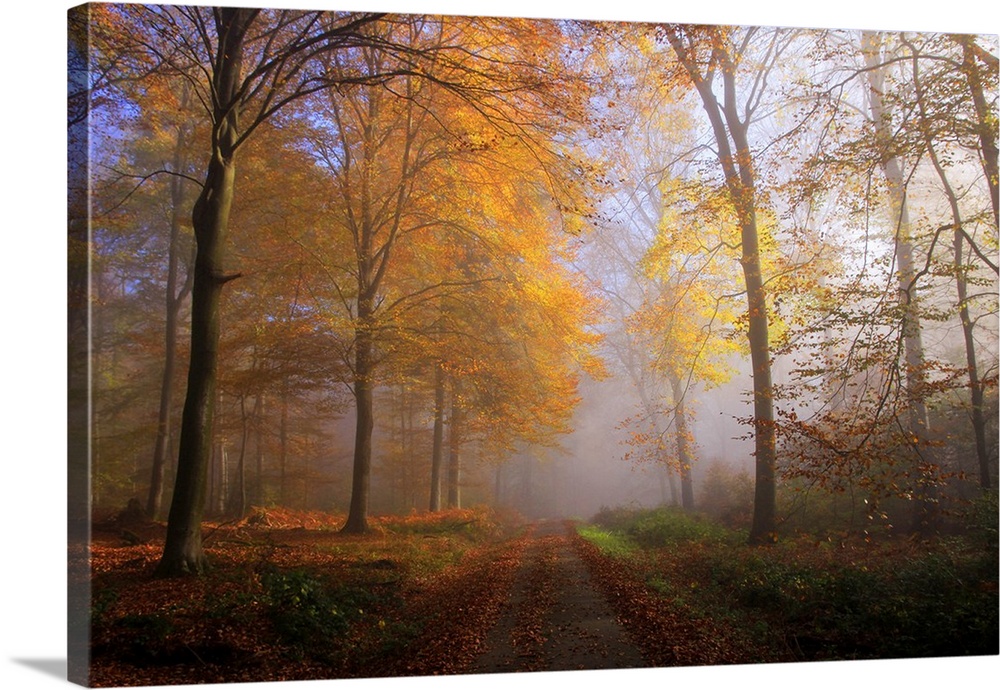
469, 520, 649, 674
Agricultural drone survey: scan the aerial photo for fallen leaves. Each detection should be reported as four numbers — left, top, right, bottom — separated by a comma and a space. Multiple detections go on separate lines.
387, 535, 528, 676
88, 508, 905, 688
85, 507, 523, 687
571, 528, 773, 667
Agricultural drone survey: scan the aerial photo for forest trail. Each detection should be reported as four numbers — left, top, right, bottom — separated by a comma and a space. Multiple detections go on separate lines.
468, 520, 650, 675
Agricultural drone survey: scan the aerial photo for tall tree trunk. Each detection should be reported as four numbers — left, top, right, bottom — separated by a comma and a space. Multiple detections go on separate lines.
213, 439, 229, 517
634, 380, 678, 506
522, 454, 533, 515
863, 32, 936, 532
951, 34, 999, 229
956, 229, 991, 490
664, 461, 679, 506
405, 389, 416, 510
341, 76, 385, 533
656, 470, 669, 506
148, 117, 194, 519
907, 41, 991, 489
230, 394, 250, 518
254, 393, 265, 506
494, 463, 504, 506
280, 384, 289, 506
390, 385, 405, 512
446, 398, 464, 509
666, 29, 778, 543
742, 214, 777, 544
343, 296, 375, 533
156, 8, 253, 576
668, 372, 695, 511
429, 364, 445, 511
334, 64, 421, 531
724, 98, 777, 544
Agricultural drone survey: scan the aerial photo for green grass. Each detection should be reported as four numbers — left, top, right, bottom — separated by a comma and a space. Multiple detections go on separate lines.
576, 524, 637, 558
591, 505, 737, 546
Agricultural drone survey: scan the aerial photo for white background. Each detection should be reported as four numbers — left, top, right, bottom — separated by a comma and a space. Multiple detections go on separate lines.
2, 1, 997, 689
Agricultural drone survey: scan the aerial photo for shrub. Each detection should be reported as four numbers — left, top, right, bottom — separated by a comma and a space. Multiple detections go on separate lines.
117, 612, 174, 644
110, 612, 178, 664
718, 549, 999, 659
584, 501, 998, 661
590, 505, 644, 532
591, 505, 734, 546
964, 490, 999, 549
90, 589, 119, 628
698, 463, 754, 529
627, 507, 733, 547
259, 569, 375, 656
576, 525, 636, 558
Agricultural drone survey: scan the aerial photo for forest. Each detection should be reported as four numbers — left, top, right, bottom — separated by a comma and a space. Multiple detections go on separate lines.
67, 3, 998, 686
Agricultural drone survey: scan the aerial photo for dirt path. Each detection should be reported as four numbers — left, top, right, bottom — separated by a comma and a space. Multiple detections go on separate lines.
468, 520, 649, 674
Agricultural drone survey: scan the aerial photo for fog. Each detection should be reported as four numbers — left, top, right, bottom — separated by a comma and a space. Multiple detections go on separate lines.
76, 9, 997, 542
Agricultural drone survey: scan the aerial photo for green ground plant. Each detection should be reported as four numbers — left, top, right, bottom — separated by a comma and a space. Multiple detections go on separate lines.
579, 505, 999, 660
575, 524, 637, 559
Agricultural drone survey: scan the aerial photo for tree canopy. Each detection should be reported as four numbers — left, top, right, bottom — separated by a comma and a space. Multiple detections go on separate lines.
77, 6, 997, 570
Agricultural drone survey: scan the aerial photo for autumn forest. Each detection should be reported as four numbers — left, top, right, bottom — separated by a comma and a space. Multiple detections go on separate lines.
67, 4, 998, 686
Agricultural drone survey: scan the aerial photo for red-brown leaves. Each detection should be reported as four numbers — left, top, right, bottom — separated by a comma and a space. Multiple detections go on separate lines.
571, 529, 771, 667
86, 507, 522, 687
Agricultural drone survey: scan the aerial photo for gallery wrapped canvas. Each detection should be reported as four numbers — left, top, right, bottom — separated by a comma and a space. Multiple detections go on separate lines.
66, 2, 998, 688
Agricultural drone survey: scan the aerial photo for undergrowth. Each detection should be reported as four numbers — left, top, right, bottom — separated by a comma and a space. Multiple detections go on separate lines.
88, 506, 507, 682
592, 505, 735, 546
580, 505, 999, 661
575, 525, 636, 558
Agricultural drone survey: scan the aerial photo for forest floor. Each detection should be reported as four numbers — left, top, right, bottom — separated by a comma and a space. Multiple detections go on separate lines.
81, 508, 666, 686
78, 504, 997, 687
79, 507, 677, 686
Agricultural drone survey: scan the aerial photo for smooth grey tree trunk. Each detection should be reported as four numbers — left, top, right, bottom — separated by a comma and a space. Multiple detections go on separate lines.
343, 295, 375, 533
156, 8, 252, 576
669, 373, 695, 511
148, 115, 194, 519
907, 42, 992, 490
429, 364, 446, 511
863, 32, 937, 532
665, 29, 778, 544
446, 399, 464, 509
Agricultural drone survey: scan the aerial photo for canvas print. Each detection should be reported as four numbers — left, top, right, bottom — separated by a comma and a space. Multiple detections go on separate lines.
67, 2, 999, 687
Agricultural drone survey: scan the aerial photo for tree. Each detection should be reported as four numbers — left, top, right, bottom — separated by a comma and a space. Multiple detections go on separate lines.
290, 14, 599, 532
662, 25, 793, 543
429, 363, 447, 510
861, 31, 940, 531
903, 32, 998, 490
950, 34, 999, 229
577, 65, 692, 507
584, 156, 742, 511
630, 189, 746, 511
95, 6, 388, 574
85, 66, 205, 512
760, 29, 997, 526
140, 82, 199, 519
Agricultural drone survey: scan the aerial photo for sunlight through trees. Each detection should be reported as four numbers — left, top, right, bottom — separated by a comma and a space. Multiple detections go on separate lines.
76, 6, 997, 567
